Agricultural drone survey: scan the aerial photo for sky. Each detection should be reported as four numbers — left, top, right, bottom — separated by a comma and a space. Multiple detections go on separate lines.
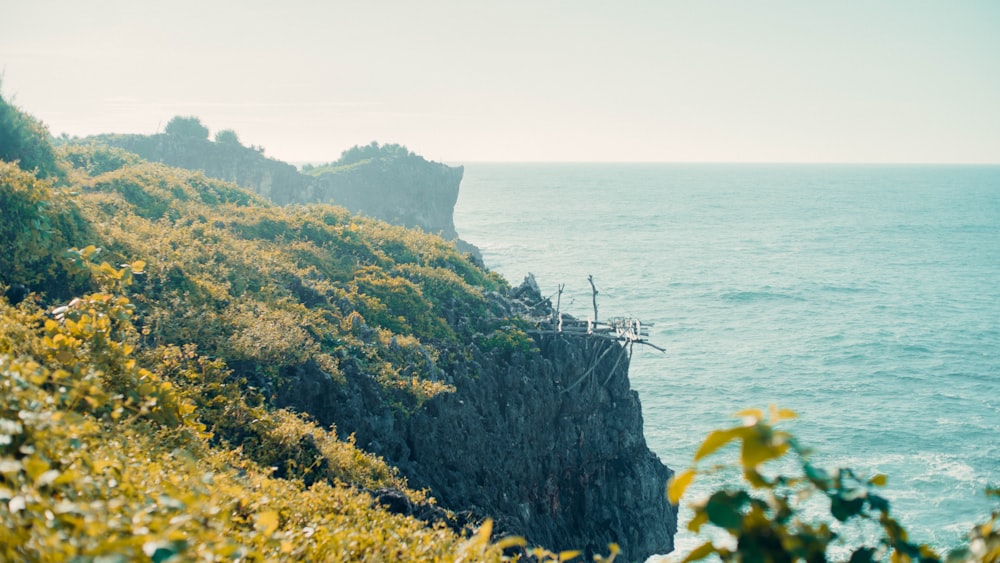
2, 1, 999, 164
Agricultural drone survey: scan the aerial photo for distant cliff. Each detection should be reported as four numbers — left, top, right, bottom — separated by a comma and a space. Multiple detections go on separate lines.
302, 143, 463, 241
88, 134, 475, 255
86, 133, 308, 203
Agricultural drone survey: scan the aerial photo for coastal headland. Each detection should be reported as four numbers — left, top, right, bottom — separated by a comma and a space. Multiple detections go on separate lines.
0, 103, 675, 561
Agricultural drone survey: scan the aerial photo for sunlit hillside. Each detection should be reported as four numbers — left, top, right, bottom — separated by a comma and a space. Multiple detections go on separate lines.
0, 92, 546, 561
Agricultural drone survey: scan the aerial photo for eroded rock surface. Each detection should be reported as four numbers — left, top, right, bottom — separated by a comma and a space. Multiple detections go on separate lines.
277, 281, 677, 561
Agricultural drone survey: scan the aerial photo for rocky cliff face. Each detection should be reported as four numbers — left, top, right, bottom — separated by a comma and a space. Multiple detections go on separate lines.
276, 282, 677, 561
309, 159, 463, 240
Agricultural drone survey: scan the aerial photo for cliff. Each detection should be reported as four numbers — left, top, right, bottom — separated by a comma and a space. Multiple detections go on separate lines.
88, 133, 476, 255
308, 157, 462, 241
1, 104, 677, 560
86, 133, 309, 203
278, 279, 677, 560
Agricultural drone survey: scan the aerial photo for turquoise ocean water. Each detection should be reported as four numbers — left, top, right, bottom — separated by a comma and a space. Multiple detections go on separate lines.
453, 163, 1000, 556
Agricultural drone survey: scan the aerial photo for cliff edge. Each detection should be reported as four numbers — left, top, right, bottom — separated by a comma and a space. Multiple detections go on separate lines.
277, 279, 677, 561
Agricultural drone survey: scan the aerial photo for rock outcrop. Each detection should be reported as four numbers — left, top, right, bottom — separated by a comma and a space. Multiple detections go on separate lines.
276, 280, 677, 561
305, 157, 463, 241
89, 133, 478, 257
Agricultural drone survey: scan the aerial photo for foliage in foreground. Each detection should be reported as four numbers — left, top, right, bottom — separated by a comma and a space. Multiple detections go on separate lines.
0, 275, 612, 563
0, 274, 504, 561
669, 407, 1000, 563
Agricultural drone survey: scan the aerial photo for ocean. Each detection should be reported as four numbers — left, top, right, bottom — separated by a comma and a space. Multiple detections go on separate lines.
453, 163, 1000, 556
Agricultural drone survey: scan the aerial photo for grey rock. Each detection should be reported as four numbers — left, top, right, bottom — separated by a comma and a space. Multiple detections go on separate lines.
277, 327, 677, 561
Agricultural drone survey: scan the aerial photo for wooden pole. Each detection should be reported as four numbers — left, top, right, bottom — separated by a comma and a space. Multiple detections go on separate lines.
554, 283, 564, 330
588, 275, 599, 323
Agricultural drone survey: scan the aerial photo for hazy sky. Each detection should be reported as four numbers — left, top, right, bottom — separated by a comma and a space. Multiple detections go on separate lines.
3, 1, 998, 163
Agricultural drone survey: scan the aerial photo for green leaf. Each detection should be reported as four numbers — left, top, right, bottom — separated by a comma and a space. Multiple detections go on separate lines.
848, 547, 876, 563
694, 428, 743, 462
740, 434, 788, 468
869, 473, 888, 487
143, 540, 188, 563
559, 549, 582, 562
682, 541, 718, 563
831, 495, 864, 522
668, 468, 695, 504
804, 463, 830, 486
868, 494, 890, 513
705, 491, 746, 530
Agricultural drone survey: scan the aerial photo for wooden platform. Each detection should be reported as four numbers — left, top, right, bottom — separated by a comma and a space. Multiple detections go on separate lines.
528, 314, 665, 352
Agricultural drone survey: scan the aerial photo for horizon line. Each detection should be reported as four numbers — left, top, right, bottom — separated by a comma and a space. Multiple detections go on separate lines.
440, 160, 1000, 166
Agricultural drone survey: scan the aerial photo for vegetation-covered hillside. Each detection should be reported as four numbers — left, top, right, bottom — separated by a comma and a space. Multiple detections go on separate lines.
79, 121, 470, 246
0, 94, 549, 561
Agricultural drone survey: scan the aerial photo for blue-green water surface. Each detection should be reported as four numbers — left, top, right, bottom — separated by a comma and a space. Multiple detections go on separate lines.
454, 163, 1000, 555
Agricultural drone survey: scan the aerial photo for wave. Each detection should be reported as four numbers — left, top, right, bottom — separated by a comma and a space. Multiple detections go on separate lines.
720, 289, 806, 303
817, 283, 875, 294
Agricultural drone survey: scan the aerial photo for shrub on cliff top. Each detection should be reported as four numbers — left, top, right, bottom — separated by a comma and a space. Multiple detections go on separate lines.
214, 128, 242, 146
304, 141, 431, 176
0, 161, 92, 298
9, 118, 500, 417
0, 90, 62, 180
58, 142, 142, 176
338, 141, 415, 165
164, 115, 209, 140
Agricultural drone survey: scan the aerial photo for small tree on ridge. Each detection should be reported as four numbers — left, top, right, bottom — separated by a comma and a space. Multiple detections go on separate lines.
214, 128, 241, 146
165, 116, 209, 140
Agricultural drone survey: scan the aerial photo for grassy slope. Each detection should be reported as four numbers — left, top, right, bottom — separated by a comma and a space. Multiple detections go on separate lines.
0, 108, 541, 561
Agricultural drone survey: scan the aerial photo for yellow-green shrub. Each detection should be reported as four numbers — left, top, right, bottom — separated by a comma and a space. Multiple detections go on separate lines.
0, 162, 92, 298
57, 143, 141, 176
0, 287, 523, 562
0, 92, 62, 180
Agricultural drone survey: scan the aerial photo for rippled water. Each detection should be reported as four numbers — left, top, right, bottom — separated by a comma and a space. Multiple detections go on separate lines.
454, 163, 1000, 554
